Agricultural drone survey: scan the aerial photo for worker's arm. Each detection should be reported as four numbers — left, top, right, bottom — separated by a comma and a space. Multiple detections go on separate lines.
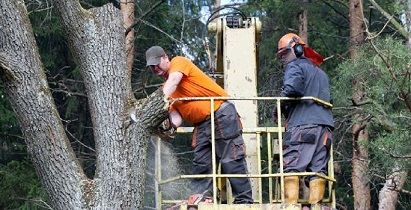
280, 63, 305, 97
169, 110, 183, 127
155, 110, 182, 140
163, 71, 183, 97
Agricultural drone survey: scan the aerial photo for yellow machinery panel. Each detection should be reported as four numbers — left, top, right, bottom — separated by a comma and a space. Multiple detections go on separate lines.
222, 18, 261, 203
178, 203, 330, 210
209, 16, 262, 203
179, 203, 302, 210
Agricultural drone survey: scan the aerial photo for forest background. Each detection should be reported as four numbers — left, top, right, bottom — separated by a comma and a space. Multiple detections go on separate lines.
0, 0, 410, 210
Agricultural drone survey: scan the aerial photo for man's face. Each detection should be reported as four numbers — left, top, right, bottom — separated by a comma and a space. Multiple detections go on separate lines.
278, 49, 296, 66
149, 56, 168, 77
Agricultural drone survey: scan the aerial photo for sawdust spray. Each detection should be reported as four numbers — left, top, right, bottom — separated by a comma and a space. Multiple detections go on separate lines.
145, 136, 191, 209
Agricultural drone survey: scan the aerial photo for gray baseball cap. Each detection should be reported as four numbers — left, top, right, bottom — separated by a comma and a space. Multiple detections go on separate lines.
146, 46, 165, 66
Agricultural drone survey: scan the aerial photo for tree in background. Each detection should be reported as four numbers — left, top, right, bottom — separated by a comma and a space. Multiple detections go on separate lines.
348, 0, 372, 209
334, 36, 411, 210
332, 0, 411, 209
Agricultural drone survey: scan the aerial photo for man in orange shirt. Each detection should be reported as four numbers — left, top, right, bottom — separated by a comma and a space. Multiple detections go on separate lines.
146, 46, 253, 204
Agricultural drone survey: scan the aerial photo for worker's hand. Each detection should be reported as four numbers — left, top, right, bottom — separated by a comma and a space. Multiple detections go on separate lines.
272, 105, 289, 124
272, 107, 279, 124
155, 118, 177, 140
155, 128, 176, 140
163, 95, 174, 110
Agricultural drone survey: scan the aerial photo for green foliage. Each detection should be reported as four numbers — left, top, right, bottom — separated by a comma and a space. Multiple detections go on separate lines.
0, 93, 45, 208
371, 130, 411, 172
333, 36, 411, 207
333, 37, 410, 132
132, 0, 211, 98
0, 90, 18, 132
0, 160, 48, 210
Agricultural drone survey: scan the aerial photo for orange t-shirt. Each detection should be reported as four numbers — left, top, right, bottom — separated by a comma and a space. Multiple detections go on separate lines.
166, 56, 228, 124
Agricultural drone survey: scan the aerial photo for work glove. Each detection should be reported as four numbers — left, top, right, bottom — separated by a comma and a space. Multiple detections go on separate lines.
155, 117, 177, 140
163, 95, 174, 110
272, 107, 279, 124
272, 105, 288, 124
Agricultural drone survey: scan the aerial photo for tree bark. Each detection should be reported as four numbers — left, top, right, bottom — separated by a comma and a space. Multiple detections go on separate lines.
378, 166, 407, 210
351, 119, 370, 210
0, 0, 167, 209
349, 0, 371, 209
349, 0, 365, 57
298, 0, 309, 45
407, 0, 411, 47
120, 0, 135, 75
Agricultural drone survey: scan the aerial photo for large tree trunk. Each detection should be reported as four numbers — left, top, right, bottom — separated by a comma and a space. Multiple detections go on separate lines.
0, 0, 167, 209
349, 0, 371, 209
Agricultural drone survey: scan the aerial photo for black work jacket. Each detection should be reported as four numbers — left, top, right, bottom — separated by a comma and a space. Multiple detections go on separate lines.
280, 57, 334, 129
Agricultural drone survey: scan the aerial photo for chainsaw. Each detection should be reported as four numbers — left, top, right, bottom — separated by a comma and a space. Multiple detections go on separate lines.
166, 190, 213, 210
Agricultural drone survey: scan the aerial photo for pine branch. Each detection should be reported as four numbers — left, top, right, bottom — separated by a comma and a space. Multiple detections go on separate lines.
368, 0, 409, 40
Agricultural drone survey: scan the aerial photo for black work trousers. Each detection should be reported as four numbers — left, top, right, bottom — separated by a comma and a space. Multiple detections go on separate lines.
282, 124, 332, 186
191, 102, 253, 204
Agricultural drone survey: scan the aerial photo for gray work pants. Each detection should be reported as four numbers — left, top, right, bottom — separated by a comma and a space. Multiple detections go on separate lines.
282, 124, 332, 185
191, 102, 253, 204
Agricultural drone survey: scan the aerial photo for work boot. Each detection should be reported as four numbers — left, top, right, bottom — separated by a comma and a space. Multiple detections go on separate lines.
308, 178, 326, 204
284, 176, 299, 204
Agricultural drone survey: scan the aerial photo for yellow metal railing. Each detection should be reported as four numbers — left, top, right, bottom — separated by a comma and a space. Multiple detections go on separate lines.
156, 96, 335, 209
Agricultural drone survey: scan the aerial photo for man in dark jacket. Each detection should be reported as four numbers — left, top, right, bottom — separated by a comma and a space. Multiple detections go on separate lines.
274, 33, 334, 205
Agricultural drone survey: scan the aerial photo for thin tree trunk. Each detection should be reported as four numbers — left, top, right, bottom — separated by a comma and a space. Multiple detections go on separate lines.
407, 0, 411, 47
349, 0, 371, 209
349, 0, 365, 58
299, 0, 309, 199
378, 166, 407, 210
298, 0, 308, 45
351, 120, 370, 210
120, 0, 135, 75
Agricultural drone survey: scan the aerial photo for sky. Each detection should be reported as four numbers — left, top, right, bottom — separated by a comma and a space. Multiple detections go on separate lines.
221, 0, 246, 5
200, 0, 246, 23
221, 0, 233, 4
